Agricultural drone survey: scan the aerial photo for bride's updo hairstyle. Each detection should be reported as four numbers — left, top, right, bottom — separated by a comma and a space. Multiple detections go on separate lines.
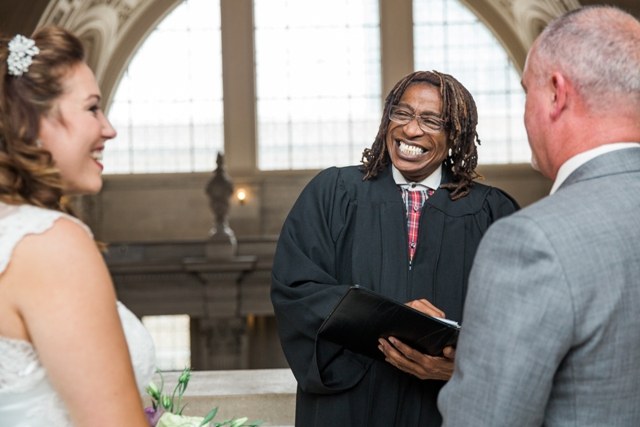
0, 26, 84, 211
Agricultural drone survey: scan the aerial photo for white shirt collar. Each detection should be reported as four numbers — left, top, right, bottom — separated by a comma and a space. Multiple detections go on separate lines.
550, 142, 640, 194
392, 164, 442, 191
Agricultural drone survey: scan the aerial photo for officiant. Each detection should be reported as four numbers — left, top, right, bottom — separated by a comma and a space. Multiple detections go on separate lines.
270, 70, 519, 426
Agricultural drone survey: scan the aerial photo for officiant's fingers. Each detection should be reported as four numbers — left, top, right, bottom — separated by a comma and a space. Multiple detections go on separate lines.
443, 346, 456, 360
406, 299, 445, 318
378, 337, 414, 371
378, 337, 406, 364
379, 337, 424, 369
387, 336, 422, 361
379, 337, 454, 380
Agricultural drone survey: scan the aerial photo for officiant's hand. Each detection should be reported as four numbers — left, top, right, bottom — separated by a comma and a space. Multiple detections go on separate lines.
378, 337, 455, 381
406, 298, 445, 318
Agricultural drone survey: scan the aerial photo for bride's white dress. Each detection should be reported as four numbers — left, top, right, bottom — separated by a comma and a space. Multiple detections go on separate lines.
0, 202, 156, 426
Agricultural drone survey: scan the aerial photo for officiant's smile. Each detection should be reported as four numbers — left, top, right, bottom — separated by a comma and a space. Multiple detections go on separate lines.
386, 82, 449, 183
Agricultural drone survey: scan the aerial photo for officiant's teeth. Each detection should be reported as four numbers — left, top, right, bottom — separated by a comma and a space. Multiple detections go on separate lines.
399, 141, 426, 156
91, 150, 103, 161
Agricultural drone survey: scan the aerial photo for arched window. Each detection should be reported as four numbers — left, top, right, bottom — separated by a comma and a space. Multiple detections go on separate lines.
413, 0, 530, 164
104, 0, 528, 175
254, 0, 381, 170
105, 0, 223, 174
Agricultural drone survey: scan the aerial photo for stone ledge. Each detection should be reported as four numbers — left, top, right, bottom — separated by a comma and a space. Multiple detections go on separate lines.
144, 368, 296, 427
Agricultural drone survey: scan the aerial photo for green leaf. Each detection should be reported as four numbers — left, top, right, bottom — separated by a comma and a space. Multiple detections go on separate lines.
229, 418, 248, 427
199, 407, 219, 426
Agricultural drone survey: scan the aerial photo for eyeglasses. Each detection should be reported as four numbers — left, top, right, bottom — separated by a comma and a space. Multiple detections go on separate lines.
389, 105, 445, 134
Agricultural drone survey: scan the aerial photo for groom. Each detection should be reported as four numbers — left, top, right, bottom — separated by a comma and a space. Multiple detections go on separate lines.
438, 5, 640, 426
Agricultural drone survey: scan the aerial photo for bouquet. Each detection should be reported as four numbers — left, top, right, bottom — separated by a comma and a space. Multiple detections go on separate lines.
145, 367, 262, 427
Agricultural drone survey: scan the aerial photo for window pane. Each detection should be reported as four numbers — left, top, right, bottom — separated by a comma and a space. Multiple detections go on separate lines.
104, 0, 223, 174
142, 315, 191, 370
413, 0, 530, 165
255, 0, 381, 170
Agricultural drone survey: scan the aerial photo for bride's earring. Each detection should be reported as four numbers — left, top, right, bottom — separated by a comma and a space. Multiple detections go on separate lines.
36, 139, 43, 148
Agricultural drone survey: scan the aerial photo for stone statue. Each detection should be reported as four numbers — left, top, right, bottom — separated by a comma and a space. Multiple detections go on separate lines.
205, 152, 236, 256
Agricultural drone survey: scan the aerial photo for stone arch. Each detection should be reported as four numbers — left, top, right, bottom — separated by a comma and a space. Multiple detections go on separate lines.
68, 6, 119, 79
37, 0, 183, 109
512, 0, 581, 47
98, 0, 183, 109
461, 0, 530, 74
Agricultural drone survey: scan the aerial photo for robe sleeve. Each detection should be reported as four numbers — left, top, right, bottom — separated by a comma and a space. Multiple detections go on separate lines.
271, 167, 372, 394
477, 187, 521, 229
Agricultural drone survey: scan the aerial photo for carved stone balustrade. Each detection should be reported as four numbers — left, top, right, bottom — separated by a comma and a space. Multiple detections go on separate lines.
104, 237, 283, 370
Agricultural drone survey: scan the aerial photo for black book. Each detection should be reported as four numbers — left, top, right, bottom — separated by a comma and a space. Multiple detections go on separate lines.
318, 285, 460, 361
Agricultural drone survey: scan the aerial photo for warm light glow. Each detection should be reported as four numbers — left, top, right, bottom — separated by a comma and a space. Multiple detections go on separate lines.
236, 188, 247, 204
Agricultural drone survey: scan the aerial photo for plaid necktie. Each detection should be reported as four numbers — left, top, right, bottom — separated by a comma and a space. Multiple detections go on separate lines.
401, 187, 435, 269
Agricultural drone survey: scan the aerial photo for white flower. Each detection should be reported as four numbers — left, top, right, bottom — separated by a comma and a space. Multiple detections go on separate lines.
156, 412, 205, 427
7, 34, 39, 76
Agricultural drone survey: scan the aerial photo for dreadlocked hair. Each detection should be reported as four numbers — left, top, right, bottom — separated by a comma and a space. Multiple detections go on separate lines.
360, 70, 481, 200
0, 26, 84, 215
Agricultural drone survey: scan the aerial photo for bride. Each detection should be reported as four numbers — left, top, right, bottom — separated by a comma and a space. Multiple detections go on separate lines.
0, 27, 155, 426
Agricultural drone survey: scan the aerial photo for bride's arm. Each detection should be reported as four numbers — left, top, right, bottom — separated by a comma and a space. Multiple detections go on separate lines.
8, 217, 149, 427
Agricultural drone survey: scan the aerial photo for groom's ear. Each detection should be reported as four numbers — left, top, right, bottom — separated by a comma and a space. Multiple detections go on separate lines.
549, 72, 570, 121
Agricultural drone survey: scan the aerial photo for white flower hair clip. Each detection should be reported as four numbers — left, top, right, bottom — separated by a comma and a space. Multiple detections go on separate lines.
7, 34, 40, 77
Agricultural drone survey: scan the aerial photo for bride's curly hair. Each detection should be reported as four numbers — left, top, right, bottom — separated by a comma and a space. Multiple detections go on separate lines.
0, 26, 84, 213
361, 70, 481, 201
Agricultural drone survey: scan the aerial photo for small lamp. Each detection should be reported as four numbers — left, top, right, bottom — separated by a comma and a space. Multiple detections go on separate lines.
236, 188, 247, 205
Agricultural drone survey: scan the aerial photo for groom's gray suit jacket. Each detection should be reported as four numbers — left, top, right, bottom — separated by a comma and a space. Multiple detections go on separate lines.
438, 146, 640, 426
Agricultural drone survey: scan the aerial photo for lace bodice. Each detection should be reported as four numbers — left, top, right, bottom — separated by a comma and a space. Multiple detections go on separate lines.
0, 202, 156, 426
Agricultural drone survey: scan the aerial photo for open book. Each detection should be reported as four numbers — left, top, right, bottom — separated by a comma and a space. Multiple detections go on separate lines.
318, 285, 460, 360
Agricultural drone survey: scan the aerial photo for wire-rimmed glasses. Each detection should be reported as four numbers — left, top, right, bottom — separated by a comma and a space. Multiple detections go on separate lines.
389, 105, 445, 134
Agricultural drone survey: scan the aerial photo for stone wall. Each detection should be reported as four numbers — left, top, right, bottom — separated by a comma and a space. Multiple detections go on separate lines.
83, 164, 550, 243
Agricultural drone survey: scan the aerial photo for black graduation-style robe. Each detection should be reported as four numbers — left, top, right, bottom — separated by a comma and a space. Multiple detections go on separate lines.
271, 164, 519, 426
